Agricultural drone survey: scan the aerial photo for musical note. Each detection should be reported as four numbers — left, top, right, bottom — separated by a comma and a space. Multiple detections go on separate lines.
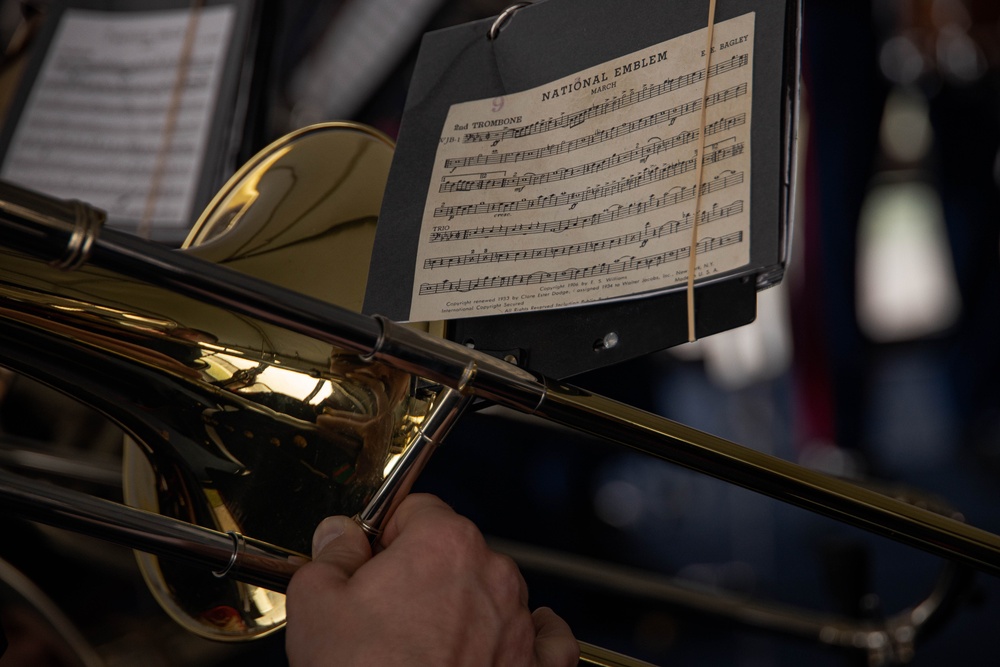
423, 200, 743, 269
440, 125, 704, 193
427, 171, 743, 242
444, 112, 746, 170
417, 231, 745, 295
460, 58, 749, 144
410, 12, 756, 322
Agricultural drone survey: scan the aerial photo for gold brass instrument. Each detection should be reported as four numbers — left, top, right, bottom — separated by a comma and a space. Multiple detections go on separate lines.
1, 122, 999, 665
0, 123, 464, 642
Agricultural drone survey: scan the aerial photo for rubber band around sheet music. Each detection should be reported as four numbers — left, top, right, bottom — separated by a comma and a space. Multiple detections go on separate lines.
687, 0, 718, 342
488, 2, 532, 40
137, 0, 205, 239
488, 0, 713, 340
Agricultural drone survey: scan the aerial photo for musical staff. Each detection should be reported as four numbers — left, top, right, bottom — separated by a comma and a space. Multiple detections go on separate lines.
409, 12, 755, 322
434, 141, 742, 219
429, 170, 743, 242
418, 231, 744, 295
442, 120, 745, 194
444, 112, 746, 171
441, 129, 699, 194
423, 200, 743, 269
461, 56, 748, 144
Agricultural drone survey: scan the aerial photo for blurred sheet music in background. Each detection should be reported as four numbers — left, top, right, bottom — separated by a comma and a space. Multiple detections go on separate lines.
0, 1, 258, 244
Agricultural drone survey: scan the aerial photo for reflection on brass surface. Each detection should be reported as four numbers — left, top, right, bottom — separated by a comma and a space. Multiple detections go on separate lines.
0, 123, 434, 640
0, 121, 990, 667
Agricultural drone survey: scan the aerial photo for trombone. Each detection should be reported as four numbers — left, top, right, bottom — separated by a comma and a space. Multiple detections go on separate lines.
0, 123, 998, 665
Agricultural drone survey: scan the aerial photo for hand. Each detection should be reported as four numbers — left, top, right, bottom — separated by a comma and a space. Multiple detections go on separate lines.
285, 493, 579, 666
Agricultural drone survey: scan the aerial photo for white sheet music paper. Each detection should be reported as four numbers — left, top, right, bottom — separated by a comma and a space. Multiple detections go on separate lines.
0, 5, 235, 234
409, 12, 754, 322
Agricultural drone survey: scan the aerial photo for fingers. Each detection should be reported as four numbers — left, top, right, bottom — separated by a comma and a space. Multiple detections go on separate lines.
532, 607, 580, 667
286, 516, 374, 665
287, 496, 580, 667
308, 515, 373, 579
378, 492, 458, 549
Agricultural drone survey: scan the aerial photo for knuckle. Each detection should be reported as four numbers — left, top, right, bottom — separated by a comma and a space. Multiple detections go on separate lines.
285, 562, 324, 612
286, 560, 335, 598
434, 513, 487, 557
486, 552, 525, 603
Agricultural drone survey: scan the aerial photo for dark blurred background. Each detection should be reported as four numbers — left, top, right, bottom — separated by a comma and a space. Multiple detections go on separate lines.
1, 0, 1000, 665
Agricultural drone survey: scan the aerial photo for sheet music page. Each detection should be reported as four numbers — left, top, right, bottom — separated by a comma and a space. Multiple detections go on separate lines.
0, 5, 236, 233
409, 12, 754, 322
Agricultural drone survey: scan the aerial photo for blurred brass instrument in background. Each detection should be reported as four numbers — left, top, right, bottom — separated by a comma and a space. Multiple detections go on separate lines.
1, 122, 999, 666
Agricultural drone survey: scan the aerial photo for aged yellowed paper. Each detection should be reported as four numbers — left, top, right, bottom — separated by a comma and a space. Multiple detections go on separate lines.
410, 12, 755, 321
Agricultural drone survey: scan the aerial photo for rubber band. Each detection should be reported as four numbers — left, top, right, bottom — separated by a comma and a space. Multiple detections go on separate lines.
686, 0, 718, 342
137, 1, 204, 239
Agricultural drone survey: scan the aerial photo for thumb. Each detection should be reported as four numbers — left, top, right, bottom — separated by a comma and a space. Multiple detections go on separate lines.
532, 607, 580, 667
285, 517, 373, 665
309, 516, 373, 579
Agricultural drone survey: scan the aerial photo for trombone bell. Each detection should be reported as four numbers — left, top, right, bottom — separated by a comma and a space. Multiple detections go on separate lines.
4, 122, 1000, 666
0, 123, 437, 640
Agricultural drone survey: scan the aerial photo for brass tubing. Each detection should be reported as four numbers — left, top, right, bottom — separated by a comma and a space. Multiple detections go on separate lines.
355, 386, 472, 542
0, 468, 304, 591
83, 236, 1000, 574
0, 464, 651, 666
578, 643, 659, 667
0, 181, 544, 409
4, 187, 1000, 577
74, 215, 549, 409
88, 225, 384, 356
532, 382, 1000, 578
0, 181, 105, 270
492, 535, 969, 660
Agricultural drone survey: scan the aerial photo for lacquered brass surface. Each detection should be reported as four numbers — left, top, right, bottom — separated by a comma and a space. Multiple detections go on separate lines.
2, 122, 996, 667
0, 123, 435, 640
183, 122, 391, 313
